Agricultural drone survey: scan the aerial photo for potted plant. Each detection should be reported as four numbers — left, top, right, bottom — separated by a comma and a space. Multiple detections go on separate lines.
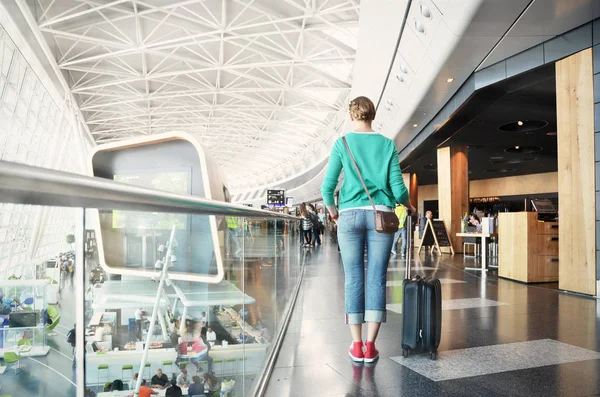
66, 234, 75, 250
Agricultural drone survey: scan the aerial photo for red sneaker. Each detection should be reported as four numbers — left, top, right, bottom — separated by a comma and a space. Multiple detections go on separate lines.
348, 341, 364, 362
364, 341, 379, 363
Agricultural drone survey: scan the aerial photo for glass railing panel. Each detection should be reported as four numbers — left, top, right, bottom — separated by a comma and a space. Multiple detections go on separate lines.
0, 203, 80, 397
82, 209, 301, 396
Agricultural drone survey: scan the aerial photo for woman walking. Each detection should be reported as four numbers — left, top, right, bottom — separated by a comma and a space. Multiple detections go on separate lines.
299, 203, 313, 247
321, 96, 416, 362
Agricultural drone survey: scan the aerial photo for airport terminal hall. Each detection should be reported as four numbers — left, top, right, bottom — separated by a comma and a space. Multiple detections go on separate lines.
5, 0, 600, 396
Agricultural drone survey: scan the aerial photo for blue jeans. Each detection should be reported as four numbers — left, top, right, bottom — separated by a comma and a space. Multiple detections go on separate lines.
392, 227, 407, 254
337, 210, 394, 324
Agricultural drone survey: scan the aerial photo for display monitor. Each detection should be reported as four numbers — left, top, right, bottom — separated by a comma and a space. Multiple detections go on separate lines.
9, 311, 38, 327
531, 199, 556, 214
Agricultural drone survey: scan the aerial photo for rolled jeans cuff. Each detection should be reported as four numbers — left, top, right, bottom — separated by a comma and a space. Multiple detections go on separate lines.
365, 310, 386, 323
345, 313, 364, 325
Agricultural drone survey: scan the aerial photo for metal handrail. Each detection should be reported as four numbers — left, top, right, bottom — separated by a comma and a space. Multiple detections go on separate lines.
0, 160, 298, 219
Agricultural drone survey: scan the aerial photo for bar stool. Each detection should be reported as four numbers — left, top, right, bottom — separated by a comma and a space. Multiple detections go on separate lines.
224, 358, 237, 375
212, 359, 224, 376
98, 364, 109, 385
162, 360, 176, 376
178, 361, 189, 371
237, 357, 247, 373
122, 364, 133, 380
143, 362, 151, 379
197, 360, 208, 373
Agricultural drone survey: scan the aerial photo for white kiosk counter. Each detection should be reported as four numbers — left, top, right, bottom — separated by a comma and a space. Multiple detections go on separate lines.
86, 348, 177, 387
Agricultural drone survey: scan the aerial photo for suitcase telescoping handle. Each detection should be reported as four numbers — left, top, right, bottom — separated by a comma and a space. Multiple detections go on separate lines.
405, 209, 413, 280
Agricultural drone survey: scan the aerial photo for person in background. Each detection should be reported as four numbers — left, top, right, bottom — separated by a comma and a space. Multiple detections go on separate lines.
321, 96, 416, 363
166, 377, 183, 397
176, 368, 189, 387
93, 322, 106, 342
469, 214, 482, 232
67, 324, 76, 367
299, 203, 313, 247
131, 373, 139, 391
151, 368, 169, 389
136, 379, 158, 397
318, 208, 326, 237
391, 204, 408, 257
225, 216, 241, 257
203, 372, 221, 393
206, 327, 217, 345
135, 307, 144, 341
307, 204, 321, 246
187, 376, 203, 396
200, 311, 207, 326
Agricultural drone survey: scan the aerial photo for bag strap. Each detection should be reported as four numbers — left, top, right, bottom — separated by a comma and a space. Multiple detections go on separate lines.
342, 136, 377, 212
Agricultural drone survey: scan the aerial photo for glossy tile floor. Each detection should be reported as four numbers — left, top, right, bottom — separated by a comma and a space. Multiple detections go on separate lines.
266, 236, 600, 397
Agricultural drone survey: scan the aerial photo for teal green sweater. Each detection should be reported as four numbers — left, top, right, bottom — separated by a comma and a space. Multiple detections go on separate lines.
321, 133, 409, 210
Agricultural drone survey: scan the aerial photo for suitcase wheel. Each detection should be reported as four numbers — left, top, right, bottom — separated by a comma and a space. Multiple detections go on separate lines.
402, 349, 409, 358
430, 351, 437, 360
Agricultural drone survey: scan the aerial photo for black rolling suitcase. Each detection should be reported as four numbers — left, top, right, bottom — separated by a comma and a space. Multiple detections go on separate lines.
401, 212, 442, 360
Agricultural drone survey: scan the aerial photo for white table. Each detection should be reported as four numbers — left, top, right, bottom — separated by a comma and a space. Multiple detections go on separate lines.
456, 232, 497, 271
97, 386, 189, 396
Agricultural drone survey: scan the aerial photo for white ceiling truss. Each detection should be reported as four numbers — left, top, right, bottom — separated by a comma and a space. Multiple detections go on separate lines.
27, 0, 361, 189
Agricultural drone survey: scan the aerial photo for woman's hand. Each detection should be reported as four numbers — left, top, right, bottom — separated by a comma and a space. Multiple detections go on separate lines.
327, 206, 338, 223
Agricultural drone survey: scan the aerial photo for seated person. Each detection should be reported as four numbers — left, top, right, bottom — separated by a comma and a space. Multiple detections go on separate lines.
469, 214, 482, 232
206, 327, 217, 344
151, 368, 169, 389
187, 376, 203, 396
176, 368, 189, 387
131, 372, 139, 390
165, 378, 182, 397
93, 322, 108, 342
203, 372, 221, 392
133, 379, 158, 397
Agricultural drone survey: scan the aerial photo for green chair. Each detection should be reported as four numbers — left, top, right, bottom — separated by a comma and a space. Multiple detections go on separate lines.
46, 306, 59, 320
162, 360, 176, 375
177, 361, 189, 371
17, 338, 32, 354
122, 364, 133, 379
224, 358, 237, 375
197, 360, 208, 373
212, 358, 223, 376
98, 364, 109, 385
103, 382, 112, 392
144, 362, 151, 379
46, 316, 60, 337
4, 352, 21, 374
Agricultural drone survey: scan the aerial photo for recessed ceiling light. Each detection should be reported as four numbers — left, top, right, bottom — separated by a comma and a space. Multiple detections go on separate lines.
413, 124, 418, 127
498, 120, 548, 132
446, 78, 454, 83
515, 145, 520, 149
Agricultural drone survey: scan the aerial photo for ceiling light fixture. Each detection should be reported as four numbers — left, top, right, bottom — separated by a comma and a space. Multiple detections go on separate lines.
515, 146, 520, 149
413, 124, 418, 128
446, 78, 454, 83
517, 121, 524, 126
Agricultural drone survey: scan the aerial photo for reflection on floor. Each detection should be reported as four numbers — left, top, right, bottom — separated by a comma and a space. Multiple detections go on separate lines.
1, 278, 77, 397
266, 236, 600, 397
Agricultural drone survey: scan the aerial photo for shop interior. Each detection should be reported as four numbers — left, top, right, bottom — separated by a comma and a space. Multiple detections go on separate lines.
401, 62, 561, 287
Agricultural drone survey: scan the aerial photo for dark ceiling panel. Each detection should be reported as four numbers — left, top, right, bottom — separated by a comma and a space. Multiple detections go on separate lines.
401, 63, 558, 186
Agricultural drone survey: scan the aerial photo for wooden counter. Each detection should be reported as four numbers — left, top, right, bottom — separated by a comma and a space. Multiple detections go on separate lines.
498, 212, 558, 283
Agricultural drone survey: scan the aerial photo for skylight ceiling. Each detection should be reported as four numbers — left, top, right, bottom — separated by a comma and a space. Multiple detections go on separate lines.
31, 0, 361, 189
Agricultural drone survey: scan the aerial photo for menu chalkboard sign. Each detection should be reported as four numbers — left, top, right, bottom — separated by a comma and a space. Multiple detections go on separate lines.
418, 219, 454, 255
